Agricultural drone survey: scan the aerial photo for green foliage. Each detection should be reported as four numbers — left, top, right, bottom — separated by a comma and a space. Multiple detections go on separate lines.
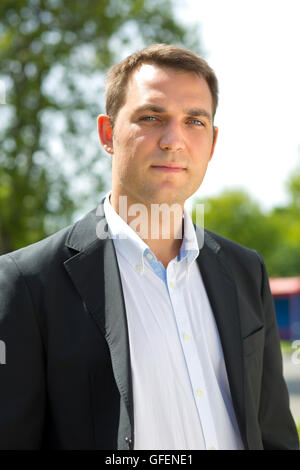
0, 0, 201, 254
192, 190, 281, 256
287, 164, 300, 208
280, 341, 293, 355
192, 166, 300, 277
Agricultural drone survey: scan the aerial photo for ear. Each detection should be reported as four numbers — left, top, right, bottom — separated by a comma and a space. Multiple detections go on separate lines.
97, 115, 114, 154
209, 126, 218, 161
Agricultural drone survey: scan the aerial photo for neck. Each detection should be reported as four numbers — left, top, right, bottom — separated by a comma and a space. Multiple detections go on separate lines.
110, 192, 185, 268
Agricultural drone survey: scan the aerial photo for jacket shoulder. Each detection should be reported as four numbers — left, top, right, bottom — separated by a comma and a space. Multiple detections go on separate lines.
0, 207, 97, 273
203, 228, 263, 277
204, 228, 260, 259
0, 224, 73, 274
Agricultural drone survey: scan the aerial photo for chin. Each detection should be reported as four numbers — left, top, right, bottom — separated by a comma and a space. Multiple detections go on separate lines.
150, 194, 186, 207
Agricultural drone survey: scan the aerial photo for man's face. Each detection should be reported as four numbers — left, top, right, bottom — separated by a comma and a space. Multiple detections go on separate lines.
103, 63, 218, 208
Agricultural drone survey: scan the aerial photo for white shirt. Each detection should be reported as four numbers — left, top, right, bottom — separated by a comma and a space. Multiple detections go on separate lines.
103, 191, 244, 450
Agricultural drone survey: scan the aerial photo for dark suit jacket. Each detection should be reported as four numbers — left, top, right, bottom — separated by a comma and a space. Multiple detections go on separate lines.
0, 205, 299, 450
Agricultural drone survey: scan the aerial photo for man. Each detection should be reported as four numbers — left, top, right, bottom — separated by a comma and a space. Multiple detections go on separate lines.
0, 44, 298, 450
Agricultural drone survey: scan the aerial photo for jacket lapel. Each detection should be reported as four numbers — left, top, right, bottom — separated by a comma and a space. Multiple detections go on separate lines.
63, 206, 133, 450
196, 228, 248, 449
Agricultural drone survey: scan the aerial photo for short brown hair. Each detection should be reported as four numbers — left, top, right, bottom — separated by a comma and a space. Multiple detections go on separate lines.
105, 43, 219, 128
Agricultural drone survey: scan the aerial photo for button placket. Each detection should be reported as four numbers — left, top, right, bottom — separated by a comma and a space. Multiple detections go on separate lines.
165, 259, 219, 450
172, 297, 219, 450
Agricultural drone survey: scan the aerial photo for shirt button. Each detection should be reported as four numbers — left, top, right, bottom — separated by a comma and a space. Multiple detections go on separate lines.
196, 389, 204, 397
135, 264, 142, 272
146, 253, 153, 260
169, 282, 175, 289
209, 446, 217, 450
183, 333, 190, 341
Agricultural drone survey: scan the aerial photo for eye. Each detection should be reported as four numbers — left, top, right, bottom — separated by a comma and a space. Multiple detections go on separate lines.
188, 119, 204, 126
139, 115, 157, 121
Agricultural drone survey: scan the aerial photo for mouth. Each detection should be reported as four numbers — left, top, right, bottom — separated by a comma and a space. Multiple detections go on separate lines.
151, 164, 187, 173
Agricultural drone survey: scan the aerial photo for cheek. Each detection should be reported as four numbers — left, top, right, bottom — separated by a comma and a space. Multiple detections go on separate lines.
190, 151, 211, 183
112, 144, 139, 182
114, 127, 144, 156
190, 138, 213, 165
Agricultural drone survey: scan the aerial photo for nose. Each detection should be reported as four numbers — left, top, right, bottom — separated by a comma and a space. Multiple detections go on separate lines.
159, 121, 185, 152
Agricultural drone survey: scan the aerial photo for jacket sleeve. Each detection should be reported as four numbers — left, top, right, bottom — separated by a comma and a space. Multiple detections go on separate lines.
0, 253, 46, 449
256, 252, 299, 450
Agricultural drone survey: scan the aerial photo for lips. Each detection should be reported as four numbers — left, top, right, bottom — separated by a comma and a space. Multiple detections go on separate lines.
151, 165, 186, 173
151, 163, 186, 172
152, 163, 186, 169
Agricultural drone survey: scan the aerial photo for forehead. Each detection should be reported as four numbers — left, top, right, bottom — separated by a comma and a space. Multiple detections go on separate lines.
124, 63, 213, 112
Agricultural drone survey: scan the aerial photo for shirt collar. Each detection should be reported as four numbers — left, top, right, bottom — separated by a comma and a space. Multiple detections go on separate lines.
103, 190, 199, 273
179, 206, 199, 268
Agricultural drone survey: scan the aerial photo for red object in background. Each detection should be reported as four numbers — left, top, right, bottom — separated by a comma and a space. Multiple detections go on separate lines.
269, 276, 300, 340
270, 277, 300, 297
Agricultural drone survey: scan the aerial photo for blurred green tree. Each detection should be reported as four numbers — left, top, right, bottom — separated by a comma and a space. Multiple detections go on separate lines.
192, 189, 282, 263
191, 164, 300, 277
286, 163, 300, 209
268, 164, 300, 276
0, 0, 201, 253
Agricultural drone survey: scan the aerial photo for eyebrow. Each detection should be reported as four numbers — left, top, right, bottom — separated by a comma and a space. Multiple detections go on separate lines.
134, 104, 212, 122
184, 108, 212, 122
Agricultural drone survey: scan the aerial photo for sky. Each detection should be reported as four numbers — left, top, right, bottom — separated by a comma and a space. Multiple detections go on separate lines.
176, 0, 300, 211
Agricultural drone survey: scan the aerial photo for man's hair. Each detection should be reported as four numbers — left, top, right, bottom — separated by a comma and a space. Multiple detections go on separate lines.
105, 43, 219, 129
